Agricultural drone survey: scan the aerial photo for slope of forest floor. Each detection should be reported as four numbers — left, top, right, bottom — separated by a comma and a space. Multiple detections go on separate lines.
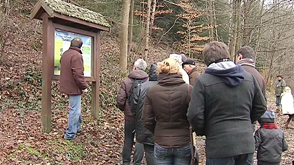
0, 4, 294, 165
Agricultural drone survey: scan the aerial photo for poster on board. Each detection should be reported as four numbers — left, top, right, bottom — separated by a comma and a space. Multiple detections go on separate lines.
54, 29, 92, 77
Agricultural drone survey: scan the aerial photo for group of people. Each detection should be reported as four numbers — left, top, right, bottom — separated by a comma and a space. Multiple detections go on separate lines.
116, 42, 289, 165
57, 38, 289, 165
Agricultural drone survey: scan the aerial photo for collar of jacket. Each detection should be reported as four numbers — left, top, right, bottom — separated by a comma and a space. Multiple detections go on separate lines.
158, 73, 185, 86
237, 58, 255, 67
262, 123, 279, 129
69, 47, 82, 54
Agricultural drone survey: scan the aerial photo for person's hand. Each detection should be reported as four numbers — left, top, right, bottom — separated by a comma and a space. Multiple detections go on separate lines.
82, 89, 88, 94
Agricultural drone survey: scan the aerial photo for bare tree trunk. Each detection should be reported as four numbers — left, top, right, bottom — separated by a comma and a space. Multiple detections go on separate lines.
255, 0, 265, 60
230, 0, 238, 59
243, 0, 256, 45
208, 0, 214, 40
266, 0, 278, 84
128, 0, 134, 54
230, 0, 241, 60
212, 1, 218, 41
119, 0, 131, 73
144, 0, 152, 59
235, 0, 242, 55
188, 19, 191, 58
150, 0, 157, 35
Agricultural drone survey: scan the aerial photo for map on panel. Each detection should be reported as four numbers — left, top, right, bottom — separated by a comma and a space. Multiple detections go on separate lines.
54, 29, 92, 77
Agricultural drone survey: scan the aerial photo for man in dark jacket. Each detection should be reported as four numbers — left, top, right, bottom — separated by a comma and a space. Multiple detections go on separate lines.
60, 38, 89, 140
187, 41, 266, 164
182, 59, 200, 85
236, 46, 266, 96
132, 63, 158, 165
117, 59, 148, 165
236, 46, 266, 131
254, 110, 288, 165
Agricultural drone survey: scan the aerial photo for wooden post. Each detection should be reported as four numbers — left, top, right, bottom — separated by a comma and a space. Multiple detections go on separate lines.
41, 13, 54, 133
91, 32, 101, 119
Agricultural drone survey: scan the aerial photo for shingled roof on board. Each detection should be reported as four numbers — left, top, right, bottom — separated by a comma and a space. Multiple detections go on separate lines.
45, 0, 110, 27
31, 0, 110, 29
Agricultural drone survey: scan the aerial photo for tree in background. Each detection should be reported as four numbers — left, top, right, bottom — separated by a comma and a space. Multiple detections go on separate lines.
120, 0, 131, 73
67, 0, 294, 87
134, 0, 171, 59
175, 0, 211, 58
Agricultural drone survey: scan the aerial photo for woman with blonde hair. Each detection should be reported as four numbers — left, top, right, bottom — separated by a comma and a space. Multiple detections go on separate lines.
281, 86, 294, 128
143, 58, 193, 165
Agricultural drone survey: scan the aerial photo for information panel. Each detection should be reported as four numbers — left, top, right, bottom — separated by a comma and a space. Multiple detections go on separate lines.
54, 29, 93, 77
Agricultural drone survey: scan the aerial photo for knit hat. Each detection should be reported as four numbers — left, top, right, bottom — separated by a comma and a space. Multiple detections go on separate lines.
258, 110, 275, 124
182, 59, 195, 68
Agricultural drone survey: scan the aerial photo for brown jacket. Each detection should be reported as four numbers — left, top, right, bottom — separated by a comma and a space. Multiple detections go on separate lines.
117, 70, 149, 121
237, 59, 266, 96
143, 73, 193, 148
188, 67, 200, 85
60, 47, 88, 95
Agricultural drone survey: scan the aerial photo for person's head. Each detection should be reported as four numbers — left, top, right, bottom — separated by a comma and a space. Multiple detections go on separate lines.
157, 58, 180, 74
284, 86, 291, 94
148, 62, 158, 81
182, 59, 196, 73
70, 38, 83, 48
203, 41, 230, 66
236, 46, 255, 63
258, 110, 275, 124
133, 59, 147, 71
277, 75, 283, 81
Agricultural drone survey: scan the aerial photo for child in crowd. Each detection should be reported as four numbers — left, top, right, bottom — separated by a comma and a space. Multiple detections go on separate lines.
281, 86, 294, 128
254, 110, 288, 165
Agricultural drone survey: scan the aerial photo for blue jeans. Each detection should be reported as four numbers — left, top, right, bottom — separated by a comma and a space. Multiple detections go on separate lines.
155, 144, 191, 165
122, 120, 144, 165
206, 153, 254, 165
64, 95, 82, 140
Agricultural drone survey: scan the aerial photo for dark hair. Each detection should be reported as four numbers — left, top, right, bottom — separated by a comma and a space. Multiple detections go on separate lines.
237, 46, 254, 60
70, 38, 83, 48
203, 41, 230, 66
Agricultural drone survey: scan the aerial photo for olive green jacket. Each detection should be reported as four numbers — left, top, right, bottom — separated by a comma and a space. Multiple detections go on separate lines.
275, 79, 286, 96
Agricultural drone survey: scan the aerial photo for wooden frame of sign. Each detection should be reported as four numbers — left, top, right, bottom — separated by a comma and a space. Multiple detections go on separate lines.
30, 0, 110, 133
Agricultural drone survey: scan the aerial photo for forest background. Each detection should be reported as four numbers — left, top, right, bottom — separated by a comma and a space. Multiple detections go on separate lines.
0, 0, 294, 164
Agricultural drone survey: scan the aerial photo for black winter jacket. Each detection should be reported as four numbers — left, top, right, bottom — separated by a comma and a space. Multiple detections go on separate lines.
254, 123, 288, 164
187, 62, 267, 159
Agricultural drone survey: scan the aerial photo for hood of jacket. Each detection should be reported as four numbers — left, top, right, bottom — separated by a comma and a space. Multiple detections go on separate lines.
128, 70, 149, 80
158, 73, 185, 86
205, 61, 245, 86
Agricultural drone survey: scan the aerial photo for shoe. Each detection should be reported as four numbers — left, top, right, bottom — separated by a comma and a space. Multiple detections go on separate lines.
77, 130, 84, 135
64, 134, 76, 140
64, 137, 75, 140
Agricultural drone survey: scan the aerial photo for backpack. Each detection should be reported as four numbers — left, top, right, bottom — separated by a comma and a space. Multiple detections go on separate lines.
128, 79, 147, 114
